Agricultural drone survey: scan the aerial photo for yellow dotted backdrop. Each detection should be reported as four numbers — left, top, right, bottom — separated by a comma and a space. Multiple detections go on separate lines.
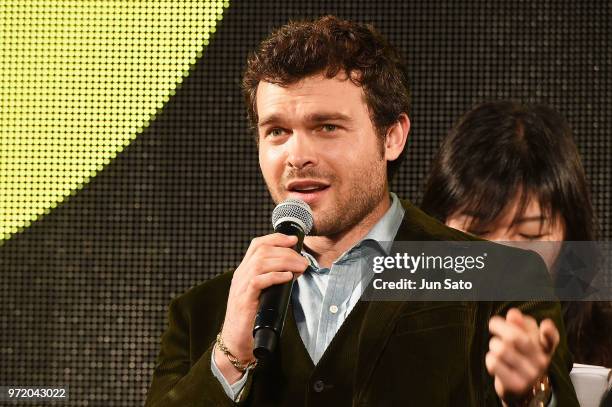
0, 0, 229, 241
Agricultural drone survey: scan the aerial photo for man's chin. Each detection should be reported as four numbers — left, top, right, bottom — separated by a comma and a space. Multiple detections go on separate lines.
308, 214, 349, 237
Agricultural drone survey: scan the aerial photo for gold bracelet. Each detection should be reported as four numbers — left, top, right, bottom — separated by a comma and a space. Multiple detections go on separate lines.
215, 332, 258, 373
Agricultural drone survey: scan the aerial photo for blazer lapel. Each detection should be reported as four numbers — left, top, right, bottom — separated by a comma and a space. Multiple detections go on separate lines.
354, 299, 405, 395
354, 203, 423, 393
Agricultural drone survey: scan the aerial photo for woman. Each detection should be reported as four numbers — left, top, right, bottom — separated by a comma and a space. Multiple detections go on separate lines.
421, 100, 612, 368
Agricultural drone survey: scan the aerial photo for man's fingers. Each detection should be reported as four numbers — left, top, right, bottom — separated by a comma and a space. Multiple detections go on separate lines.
507, 309, 539, 334
506, 309, 540, 345
505, 308, 525, 328
489, 337, 539, 382
236, 234, 300, 279
249, 271, 294, 292
509, 311, 541, 354
521, 315, 539, 336
245, 233, 298, 257
250, 246, 308, 265
539, 319, 560, 354
264, 255, 309, 273
247, 255, 309, 278
488, 311, 559, 403
240, 255, 308, 302
489, 316, 535, 355
486, 352, 531, 397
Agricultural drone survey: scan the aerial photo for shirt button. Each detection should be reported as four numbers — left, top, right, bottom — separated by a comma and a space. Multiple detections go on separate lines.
329, 305, 338, 314
313, 379, 325, 393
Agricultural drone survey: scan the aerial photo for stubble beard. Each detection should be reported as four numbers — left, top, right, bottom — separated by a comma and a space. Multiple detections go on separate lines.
310, 171, 387, 237
267, 160, 388, 238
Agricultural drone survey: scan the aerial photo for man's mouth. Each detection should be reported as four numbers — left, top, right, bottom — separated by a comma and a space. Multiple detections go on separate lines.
285, 180, 330, 204
286, 180, 330, 192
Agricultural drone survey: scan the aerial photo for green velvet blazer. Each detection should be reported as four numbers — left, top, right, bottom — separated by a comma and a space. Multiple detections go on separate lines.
145, 200, 579, 406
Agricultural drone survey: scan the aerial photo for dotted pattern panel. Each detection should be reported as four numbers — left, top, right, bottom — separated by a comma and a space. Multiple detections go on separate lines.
0, 1, 610, 405
0, 0, 228, 240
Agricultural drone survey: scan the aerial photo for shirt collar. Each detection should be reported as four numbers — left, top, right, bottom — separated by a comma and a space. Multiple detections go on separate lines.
360, 192, 404, 255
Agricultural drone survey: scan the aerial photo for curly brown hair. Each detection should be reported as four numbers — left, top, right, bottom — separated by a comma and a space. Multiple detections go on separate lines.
242, 15, 411, 181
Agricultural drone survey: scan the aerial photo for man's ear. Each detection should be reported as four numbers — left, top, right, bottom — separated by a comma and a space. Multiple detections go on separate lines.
384, 113, 410, 161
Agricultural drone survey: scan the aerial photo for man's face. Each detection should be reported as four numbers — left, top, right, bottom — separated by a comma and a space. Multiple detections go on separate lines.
256, 73, 388, 236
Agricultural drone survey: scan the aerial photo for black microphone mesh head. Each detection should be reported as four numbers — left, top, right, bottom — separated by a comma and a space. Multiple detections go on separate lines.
271, 198, 314, 234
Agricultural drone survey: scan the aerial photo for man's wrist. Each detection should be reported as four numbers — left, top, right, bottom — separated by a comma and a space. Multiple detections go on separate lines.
213, 344, 247, 385
215, 332, 258, 372
503, 375, 552, 407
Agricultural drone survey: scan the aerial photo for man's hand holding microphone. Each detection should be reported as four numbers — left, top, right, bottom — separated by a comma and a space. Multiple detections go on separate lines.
214, 199, 313, 384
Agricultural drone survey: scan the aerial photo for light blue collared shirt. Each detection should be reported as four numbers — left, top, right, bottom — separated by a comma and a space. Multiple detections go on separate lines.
292, 193, 404, 364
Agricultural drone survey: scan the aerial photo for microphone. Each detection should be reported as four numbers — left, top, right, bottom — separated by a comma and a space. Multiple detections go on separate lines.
253, 198, 313, 360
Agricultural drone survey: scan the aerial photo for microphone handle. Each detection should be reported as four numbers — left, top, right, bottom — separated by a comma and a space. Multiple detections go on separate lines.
252, 222, 304, 360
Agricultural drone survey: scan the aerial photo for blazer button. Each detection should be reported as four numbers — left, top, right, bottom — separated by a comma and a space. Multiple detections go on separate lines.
313, 379, 325, 393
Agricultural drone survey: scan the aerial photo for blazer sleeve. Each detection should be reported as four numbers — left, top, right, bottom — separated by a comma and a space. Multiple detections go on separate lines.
144, 296, 254, 407
491, 250, 579, 406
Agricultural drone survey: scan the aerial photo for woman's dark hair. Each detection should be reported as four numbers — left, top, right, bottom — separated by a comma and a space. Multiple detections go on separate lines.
421, 100, 594, 240
242, 15, 411, 181
421, 100, 611, 367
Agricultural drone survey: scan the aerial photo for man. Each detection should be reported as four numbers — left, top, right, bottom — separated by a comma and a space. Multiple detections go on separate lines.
146, 16, 578, 406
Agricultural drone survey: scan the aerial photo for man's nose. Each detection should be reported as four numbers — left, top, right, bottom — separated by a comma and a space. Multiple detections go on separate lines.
286, 132, 317, 169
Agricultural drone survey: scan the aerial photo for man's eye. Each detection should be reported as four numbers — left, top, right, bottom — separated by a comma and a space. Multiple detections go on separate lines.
321, 124, 337, 132
268, 128, 285, 137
